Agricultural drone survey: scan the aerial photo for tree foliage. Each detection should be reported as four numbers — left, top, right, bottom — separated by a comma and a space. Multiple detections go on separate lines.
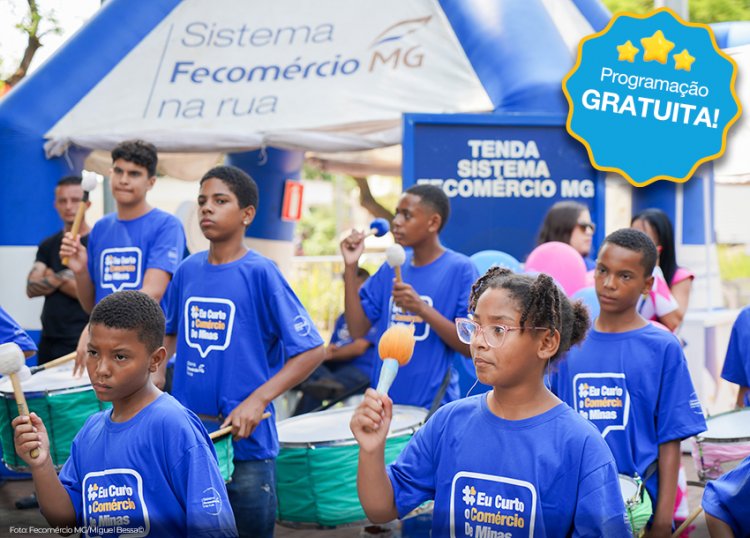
602, 0, 750, 23
1, 0, 62, 88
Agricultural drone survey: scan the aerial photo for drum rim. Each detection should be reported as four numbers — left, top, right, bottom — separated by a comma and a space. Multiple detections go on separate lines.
278, 404, 427, 448
696, 408, 750, 443
0, 385, 94, 398
617, 474, 640, 505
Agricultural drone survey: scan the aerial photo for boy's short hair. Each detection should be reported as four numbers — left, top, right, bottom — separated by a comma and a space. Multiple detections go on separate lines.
601, 228, 657, 275
200, 165, 259, 209
89, 291, 165, 353
405, 184, 450, 232
112, 140, 158, 177
57, 175, 82, 187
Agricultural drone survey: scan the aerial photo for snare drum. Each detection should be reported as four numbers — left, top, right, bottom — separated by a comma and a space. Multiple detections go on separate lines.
691, 408, 750, 481
0, 365, 109, 471
618, 474, 652, 537
276, 405, 427, 527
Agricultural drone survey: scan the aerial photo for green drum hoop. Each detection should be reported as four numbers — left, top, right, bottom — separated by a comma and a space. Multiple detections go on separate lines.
0, 366, 110, 471
618, 474, 652, 537
276, 405, 427, 528
211, 432, 235, 483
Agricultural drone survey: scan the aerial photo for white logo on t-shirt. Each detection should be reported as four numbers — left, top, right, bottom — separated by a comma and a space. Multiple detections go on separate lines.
100, 247, 143, 292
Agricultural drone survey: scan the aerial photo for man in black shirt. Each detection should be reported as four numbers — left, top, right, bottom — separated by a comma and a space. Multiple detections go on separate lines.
27, 175, 91, 364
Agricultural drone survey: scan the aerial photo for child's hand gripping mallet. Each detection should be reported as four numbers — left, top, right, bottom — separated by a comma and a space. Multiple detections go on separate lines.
375, 324, 416, 395
0, 343, 37, 458
386, 244, 406, 283
364, 218, 390, 239
61, 170, 99, 266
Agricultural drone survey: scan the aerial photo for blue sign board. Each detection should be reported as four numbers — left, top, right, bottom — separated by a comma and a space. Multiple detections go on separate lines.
402, 113, 605, 262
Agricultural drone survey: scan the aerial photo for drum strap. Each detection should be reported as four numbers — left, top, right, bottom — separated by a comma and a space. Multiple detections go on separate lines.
642, 460, 658, 482
426, 367, 453, 421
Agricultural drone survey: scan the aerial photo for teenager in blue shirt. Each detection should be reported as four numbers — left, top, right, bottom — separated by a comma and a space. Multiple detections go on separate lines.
340, 184, 477, 409
13, 291, 237, 537
720, 306, 750, 408
164, 165, 325, 538
702, 455, 750, 537
61, 140, 186, 375
351, 267, 630, 537
550, 229, 706, 538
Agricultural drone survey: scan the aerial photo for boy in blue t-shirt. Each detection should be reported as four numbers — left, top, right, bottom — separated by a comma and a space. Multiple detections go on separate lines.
164, 165, 325, 537
702, 454, 750, 537
340, 184, 477, 409
61, 140, 186, 376
13, 291, 237, 537
720, 306, 750, 408
550, 228, 706, 537
351, 268, 630, 537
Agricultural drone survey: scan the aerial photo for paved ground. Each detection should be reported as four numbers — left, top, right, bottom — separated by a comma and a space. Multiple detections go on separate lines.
0, 453, 710, 538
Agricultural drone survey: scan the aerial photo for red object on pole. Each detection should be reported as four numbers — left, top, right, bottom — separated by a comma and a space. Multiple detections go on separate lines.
281, 180, 304, 222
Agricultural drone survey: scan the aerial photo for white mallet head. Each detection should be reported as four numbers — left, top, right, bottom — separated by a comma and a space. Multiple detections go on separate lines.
0, 342, 25, 376
385, 244, 406, 269
81, 170, 101, 193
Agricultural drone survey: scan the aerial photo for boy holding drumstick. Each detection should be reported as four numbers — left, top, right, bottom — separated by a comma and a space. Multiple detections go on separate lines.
13, 291, 236, 536
163, 165, 325, 537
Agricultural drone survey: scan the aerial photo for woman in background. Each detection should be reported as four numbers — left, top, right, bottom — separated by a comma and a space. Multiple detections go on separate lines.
537, 201, 596, 270
631, 208, 694, 332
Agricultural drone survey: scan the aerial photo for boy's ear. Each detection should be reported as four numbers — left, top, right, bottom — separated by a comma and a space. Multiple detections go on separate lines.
427, 212, 442, 234
149, 346, 168, 372
242, 206, 256, 227
537, 328, 560, 361
642, 274, 654, 296
146, 175, 157, 191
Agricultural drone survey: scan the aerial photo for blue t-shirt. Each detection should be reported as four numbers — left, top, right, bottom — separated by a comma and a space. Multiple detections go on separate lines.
0, 306, 37, 352
702, 455, 750, 537
328, 313, 377, 376
360, 248, 477, 408
387, 395, 630, 537
58, 393, 237, 537
721, 307, 750, 395
549, 324, 707, 505
165, 250, 324, 460
87, 208, 185, 305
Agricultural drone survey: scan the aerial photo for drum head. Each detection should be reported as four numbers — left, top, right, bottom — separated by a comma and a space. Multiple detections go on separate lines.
278, 405, 427, 446
0, 364, 91, 395
618, 475, 638, 502
701, 409, 750, 442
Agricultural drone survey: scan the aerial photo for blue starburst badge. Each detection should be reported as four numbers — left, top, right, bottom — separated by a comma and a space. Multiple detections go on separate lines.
563, 8, 742, 186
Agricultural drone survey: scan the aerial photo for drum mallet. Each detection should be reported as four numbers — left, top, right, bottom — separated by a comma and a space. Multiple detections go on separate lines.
375, 324, 416, 395
61, 170, 99, 266
211, 412, 272, 440
364, 218, 390, 239
386, 244, 407, 283
29, 351, 76, 375
0, 343, 38, 458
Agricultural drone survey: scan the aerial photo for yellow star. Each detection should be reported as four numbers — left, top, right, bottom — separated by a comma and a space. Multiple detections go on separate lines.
617, 40, 640, 62
673, 49, 695, 71
640, 30, 675, 64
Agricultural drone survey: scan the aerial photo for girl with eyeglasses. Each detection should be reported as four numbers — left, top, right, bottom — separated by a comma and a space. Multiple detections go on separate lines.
537, 201, 597, 271
350, 268, 630, 537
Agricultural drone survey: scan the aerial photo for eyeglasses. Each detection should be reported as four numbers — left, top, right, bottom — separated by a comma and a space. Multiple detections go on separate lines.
577, 221, 596, 233
455, 318, 548, 348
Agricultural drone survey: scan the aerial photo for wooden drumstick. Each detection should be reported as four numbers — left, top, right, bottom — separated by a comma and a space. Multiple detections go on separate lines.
61, 171, 98, 266
210, 412, 272, 440
29, 351, 76, 374
672, 506, 703, 538
0, 343, 39, 459
385, 244, 406, 283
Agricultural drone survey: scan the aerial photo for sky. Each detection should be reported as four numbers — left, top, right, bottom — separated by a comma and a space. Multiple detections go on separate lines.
0, 0, 100, 79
